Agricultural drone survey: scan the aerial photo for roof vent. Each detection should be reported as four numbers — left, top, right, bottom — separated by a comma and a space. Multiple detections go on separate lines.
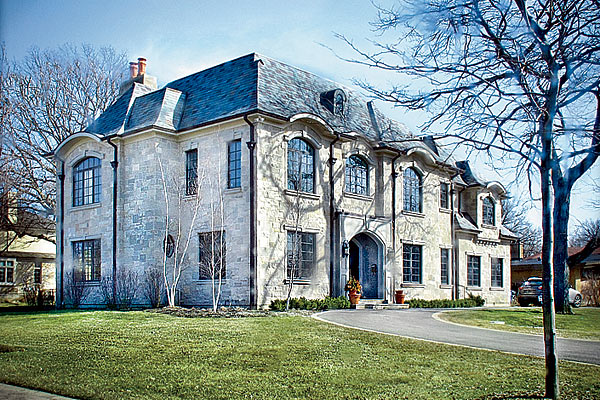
320, 89, 346, 115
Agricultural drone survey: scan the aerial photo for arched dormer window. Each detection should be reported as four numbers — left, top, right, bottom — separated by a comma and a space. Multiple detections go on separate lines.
287, 138, 315, 193
403, 167, 422, 213
320, 89, 346, 116
345, 155, 368, 195
483, 196, 495, 225
73, 157, 101, 206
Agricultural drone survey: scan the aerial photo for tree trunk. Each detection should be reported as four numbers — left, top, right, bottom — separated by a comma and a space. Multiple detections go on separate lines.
553, 185, 571, 314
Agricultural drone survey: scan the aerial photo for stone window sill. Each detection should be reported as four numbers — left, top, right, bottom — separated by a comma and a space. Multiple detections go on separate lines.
284, 189, 320, 201
481, 224, 497, 230
343, 192, 373, 202
467, 286, 482, 291
439, 208, 451, 214
439, 284, 453, 289
401, 210, 425, 218
489, 287, 504, 291
194, 279, 228, 285
224, 187, 242, 194
69, 202, 102, 212
401, 283, 425, 288
283, 279, 311, 285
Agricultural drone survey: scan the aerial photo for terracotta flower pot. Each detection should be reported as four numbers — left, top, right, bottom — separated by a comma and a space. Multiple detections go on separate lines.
349, 290, 361, 305
395, 290, 405, 304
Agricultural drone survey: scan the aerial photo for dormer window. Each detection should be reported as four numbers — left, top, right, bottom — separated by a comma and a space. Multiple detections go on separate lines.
483, 197, 495, 225
320, 89, 346, 116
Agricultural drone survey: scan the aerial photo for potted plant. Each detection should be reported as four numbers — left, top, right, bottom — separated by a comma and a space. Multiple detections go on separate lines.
345, 277, 362, 305
395, 290, 405, 304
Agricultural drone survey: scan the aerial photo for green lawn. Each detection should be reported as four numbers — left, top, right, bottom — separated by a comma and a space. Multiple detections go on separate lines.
0, 310, 598, 399
439, 307, 600, 340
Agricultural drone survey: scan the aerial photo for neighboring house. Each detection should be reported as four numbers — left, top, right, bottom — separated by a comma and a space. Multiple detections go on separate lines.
512, 247, 600, 293
0, 195, 56, 302
53, 54, 516, 308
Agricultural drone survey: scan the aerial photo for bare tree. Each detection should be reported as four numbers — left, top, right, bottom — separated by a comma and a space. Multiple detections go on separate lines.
143, 266, 165, 308
339, 1, 600, 397
0, 43, 126, 242
64, 271, 90, 308
569, 219, 600, 248
502, 197, 541, 258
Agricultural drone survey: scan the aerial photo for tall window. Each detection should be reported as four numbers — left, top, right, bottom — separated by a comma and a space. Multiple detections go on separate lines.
483, 197, 495, 225
403, 244, 422, 283
403, 168, 422, 212
491, 258, 503, 287
228, 140, 241, 189
467, 255, 481, 287
287, 138, 315, 193
286, 231, 315, 280
440, 248, 449, 285
440, 182, 449, 209
198, 231, 226, 280
73, 239, 101, 282
0, 260, 15, 283
345, 155, 368, 195
73, 157, 101, 206
185, 149, 198, 195
34, 265, 42, 284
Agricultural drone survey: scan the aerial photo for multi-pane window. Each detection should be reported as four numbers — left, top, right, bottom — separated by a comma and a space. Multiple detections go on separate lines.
483, 197, 495, 225
440, 248, 450, 285
73, 157, 101, 206
491, 258, 503, 287
403, 244, 422, 283
467, 255, 481, 287
198, 231, 226, 280
185, 149, 198, 195
345, 155, 368, 195
0, 260, 15, 283
73, 239, 101, 282
228, 140, 241, 189
286, 231, 315, 280
403, 168, 422, 212
287, 138, 315, 193
440, 182, 449, 209
34, 265, 42, 284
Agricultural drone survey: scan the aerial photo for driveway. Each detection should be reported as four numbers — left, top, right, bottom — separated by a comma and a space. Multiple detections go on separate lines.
314, 308, 600, 365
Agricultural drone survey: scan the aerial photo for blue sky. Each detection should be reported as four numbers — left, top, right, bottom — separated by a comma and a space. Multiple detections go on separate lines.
1, 0, 598, 230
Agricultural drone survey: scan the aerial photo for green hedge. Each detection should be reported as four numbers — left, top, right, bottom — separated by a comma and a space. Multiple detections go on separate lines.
270, 296, 351, 311
407, 295, 485, 309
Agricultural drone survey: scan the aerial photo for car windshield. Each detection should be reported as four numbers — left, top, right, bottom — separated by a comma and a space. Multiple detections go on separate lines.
525, 280, 542, 286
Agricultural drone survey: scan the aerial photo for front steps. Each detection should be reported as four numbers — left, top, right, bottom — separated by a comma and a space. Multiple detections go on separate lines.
353, 299, 409, 310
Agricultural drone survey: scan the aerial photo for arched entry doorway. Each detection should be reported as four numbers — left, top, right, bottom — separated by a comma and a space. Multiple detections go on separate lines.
348, 232, 383, 299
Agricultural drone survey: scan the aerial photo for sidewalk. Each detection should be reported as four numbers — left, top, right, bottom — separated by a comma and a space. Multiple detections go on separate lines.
0, 383, 75, 400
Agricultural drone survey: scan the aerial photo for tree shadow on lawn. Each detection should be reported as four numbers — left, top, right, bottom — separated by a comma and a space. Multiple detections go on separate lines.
478, 392, 545, 400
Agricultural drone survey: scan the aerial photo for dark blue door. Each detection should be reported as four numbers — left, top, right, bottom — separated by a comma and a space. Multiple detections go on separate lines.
351, 233, 380, 299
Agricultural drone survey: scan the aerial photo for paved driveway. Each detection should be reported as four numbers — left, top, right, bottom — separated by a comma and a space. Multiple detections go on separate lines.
314, 308, 600, 365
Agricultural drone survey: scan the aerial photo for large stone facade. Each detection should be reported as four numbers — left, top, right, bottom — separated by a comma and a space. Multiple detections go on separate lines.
54, 53, 515, 308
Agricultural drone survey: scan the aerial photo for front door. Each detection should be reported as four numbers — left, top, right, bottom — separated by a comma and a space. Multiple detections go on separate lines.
350, 233, 380, 299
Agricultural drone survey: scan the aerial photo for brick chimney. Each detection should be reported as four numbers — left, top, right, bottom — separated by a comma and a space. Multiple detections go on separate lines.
137, 57, 147, 76
129, 62, 138, 79
119, 57, 157, 95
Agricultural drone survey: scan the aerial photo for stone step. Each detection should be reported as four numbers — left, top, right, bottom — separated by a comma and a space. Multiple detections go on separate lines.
352, 301, 409, 310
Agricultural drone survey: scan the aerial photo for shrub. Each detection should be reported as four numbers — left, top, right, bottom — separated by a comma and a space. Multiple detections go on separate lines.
270, 296, 350, 311
407, 295, 485, 309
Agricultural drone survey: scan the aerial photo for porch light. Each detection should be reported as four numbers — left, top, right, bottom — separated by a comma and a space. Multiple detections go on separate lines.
341, 240, 349, 257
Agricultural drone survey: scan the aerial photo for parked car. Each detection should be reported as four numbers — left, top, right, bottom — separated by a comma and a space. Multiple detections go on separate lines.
516, 277, 582, 307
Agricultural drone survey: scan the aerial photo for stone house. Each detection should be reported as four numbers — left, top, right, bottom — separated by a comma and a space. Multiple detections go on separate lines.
53, 54, 516, 308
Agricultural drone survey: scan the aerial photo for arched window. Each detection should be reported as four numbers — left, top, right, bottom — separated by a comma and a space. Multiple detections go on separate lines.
483, 197, 495, 225
345, 155, 368, 195
403, 167, 422, 213
73, 157, 101, 206
287, 138, 315, 193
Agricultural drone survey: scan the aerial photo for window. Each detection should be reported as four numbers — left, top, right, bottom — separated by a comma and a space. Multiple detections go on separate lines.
403, 244, 422, 283
403, 168, 422, 212
185, 149, 198, 195
228, 140, 242, 189
287, 138, 315, 193
467, 255, 481, 287
345, 155, 368, 195
73, 239, 101, 282
491, 258, 503, 287
440, 182, 449, 209
286, 231, 315, 280
0, 260, 15, 283
483, 197, 495, 225
34, 265, 42, 284
440, 248, 449, 285
198, 231, 226, 280
73, 157, 101, 206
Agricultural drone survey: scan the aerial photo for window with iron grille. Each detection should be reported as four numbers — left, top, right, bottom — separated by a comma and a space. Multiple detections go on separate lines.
467, 255, 481, 287
483, 197, 495, 225
287, 138, 315, 193
73, 239, 101, 282
440, 182, 449, 209
403, 168, 422, 212
73, 157, 101, 206
491, 258, 503, 287
403, 244, 422, 283
441, 248, 450, 285
286, 231, 315, 280
0, 260, 15, 283
198, 231, 226, 280
345, 155, 368, 195
228, 140, 241, 189
186, 149, 198, 195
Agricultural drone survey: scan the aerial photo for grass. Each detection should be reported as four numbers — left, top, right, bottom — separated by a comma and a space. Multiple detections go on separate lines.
438, 307, 600, 340
0, 310, 598, 399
